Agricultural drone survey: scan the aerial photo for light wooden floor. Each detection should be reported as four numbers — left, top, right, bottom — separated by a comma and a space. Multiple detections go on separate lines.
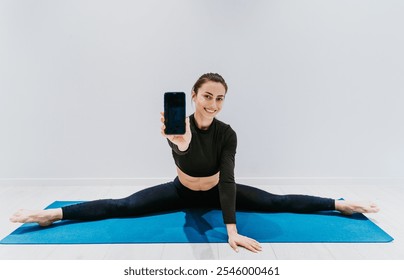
0, 184, 403, 260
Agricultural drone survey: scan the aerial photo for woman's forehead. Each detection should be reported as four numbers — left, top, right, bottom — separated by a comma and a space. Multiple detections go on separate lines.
198, 81, 226, 95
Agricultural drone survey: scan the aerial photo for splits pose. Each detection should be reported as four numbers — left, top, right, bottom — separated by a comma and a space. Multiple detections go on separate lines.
10, 73, 379, 253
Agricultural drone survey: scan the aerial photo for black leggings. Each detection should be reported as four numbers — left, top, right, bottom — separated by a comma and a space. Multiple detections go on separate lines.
62, 177, 335, 221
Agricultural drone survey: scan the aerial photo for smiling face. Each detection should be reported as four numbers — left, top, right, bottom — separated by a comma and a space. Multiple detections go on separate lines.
192, 81, 226, 122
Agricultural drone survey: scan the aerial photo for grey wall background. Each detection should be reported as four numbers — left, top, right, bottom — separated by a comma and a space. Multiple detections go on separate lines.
1, 0, 403, 185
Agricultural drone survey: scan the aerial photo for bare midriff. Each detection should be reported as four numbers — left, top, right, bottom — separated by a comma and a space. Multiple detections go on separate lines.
176, 167, 219, 191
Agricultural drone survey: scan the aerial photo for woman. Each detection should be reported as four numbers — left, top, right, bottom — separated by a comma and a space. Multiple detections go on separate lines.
10, 73, 379, 253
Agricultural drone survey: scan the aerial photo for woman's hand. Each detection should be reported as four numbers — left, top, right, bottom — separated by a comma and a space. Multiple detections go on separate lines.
228, 232, 262, 253
226, 224, 262, 253
160, 112, 192, 151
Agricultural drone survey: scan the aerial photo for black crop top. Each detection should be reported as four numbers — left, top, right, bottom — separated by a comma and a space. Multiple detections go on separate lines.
168, 114, 237, 224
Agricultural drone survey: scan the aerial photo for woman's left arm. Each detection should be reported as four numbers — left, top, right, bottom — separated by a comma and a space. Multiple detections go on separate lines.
226, 224, 262, 253
220, 126, 262, 253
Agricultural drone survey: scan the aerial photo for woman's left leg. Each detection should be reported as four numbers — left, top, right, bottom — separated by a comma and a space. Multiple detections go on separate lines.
235, 183, 335, 213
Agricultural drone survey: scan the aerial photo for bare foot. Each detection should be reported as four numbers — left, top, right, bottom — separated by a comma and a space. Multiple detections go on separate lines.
335, 200, 380, 215
10, 209, 62, 226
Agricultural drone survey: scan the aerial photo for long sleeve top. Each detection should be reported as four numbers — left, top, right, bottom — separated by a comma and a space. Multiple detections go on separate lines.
168, 114, 237, 224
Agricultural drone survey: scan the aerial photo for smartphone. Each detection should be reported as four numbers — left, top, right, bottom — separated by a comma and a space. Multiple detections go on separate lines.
164, 92, 186, 135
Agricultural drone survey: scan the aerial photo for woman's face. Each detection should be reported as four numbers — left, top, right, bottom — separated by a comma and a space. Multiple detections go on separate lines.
192, 81, 226, 120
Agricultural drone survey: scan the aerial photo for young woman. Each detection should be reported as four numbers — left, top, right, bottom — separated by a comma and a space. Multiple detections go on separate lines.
10, 73, 379, 253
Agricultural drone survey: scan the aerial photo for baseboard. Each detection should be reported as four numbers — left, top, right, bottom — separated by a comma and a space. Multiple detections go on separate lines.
235, 177, 404, 186
0, 177, 403, 187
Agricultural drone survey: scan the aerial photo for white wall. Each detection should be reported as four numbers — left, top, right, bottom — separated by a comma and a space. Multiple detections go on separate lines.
1, 0, 403, 186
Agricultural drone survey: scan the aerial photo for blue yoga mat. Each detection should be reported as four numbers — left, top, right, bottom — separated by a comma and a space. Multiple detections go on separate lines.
1, 201, 393, 244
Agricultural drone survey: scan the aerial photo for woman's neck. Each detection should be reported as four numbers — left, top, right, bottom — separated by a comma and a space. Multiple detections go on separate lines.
193, 112, 214, 130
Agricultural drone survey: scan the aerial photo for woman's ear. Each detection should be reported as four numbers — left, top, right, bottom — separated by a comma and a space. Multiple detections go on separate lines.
191, 91, 196, 101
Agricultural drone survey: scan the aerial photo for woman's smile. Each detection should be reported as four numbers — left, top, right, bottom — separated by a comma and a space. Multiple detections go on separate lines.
204, 107, 217, 114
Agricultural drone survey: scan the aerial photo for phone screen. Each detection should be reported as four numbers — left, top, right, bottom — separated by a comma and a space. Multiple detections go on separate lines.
164, 92, 186, 135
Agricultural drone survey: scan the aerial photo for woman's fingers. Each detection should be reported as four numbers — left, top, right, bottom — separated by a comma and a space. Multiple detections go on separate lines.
229, 235, 262, 253
244, 239, 261, 253
243, 238, 262, 253
160, 113, 170, 139
229, 239, 239, 253
249, 238, 262, 249
161, 124, 170, 139
160, 112, 165, 125
250, 241, 262, 253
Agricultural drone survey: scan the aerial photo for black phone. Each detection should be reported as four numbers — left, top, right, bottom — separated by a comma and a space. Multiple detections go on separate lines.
164, 92, 186, 135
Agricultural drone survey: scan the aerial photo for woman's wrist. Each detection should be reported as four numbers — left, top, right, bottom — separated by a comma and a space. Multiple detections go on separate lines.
226, 223, 238, 235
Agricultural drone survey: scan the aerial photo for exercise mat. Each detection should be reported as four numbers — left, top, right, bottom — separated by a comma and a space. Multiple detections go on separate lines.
1, 201, 393, 244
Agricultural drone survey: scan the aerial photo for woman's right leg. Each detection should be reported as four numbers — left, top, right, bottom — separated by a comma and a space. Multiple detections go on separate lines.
10, 178, 186, 225
62, 179, 185, 220
10, 208, 62, 226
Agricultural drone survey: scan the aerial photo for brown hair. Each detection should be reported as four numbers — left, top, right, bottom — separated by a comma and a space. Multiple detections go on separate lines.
192, 73, 228, 94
